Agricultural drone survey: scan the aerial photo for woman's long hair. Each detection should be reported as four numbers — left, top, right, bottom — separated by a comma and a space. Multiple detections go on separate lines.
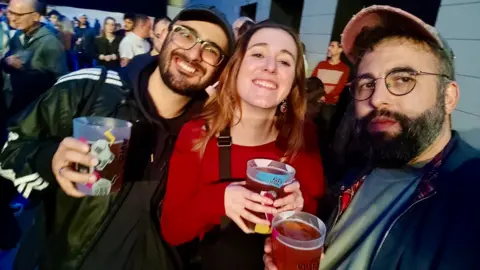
100, 17, 116, 38
195, 22, 307, 160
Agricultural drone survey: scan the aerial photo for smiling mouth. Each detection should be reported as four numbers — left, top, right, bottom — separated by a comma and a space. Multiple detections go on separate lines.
253, 79, 278, 90
175, 57, 197, 74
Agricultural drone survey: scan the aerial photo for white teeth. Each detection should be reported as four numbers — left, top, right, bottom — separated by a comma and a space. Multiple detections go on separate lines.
254, 80, 277, 89
178, 61, 196, 74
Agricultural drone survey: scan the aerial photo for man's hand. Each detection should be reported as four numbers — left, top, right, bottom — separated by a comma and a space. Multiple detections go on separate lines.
104, 55, 111, 61
6, 55, 23, 69
110, 54, 117, 60
264, 237, 278, 270
99, 54, 105, 60
52, 137, 98, 197
75, 38, 82, 45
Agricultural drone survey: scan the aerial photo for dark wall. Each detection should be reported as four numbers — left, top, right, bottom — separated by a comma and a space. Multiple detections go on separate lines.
269, 0, 304, 32
46, 0, 167, 17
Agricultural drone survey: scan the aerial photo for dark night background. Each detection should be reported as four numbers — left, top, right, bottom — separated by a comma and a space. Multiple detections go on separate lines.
45, 0, 167, 17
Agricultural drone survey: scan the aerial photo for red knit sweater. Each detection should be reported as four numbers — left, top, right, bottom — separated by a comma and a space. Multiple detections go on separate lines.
160, 120, 326, 246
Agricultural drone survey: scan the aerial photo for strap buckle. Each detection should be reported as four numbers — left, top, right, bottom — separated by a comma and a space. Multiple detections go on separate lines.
217, 135, 232, 147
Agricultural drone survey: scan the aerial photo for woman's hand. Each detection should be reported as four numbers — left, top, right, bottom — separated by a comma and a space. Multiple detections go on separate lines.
273, 181, 304, 212
225, 182, 277, 233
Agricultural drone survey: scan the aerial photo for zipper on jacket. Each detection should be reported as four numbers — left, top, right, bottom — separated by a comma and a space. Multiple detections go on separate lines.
370, 191, 437, 268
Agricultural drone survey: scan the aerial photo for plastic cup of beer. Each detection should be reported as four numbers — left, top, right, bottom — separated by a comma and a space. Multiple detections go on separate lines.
73, 117, 132, 196
271, 211, 326, 270
245, 159, 296, 234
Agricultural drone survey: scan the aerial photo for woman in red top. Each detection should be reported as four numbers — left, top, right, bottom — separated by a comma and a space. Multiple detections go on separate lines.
161, 22, 325, 268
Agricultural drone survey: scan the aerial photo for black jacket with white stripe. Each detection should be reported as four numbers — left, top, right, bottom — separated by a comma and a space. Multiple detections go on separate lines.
0, 57, 204, 269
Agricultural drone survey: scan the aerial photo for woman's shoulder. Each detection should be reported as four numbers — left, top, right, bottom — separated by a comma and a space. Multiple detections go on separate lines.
173, 119, 206, 152
178, 119, 207, 140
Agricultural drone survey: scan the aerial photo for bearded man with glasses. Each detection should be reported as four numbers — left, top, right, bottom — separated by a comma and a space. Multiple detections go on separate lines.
264, 6, 480, 270
0, 5, 234, 270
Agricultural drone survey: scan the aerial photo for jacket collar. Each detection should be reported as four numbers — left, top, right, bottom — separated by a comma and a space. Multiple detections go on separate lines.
20, 24, 54, 46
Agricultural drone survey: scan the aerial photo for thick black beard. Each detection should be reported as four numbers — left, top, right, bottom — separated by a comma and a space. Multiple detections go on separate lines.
158, 42, 212, 98
357, 99, 446, 168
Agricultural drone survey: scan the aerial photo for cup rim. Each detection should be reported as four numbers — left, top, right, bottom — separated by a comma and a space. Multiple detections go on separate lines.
247, 159, 296, 175
272, 211, 326, 250
74, 116, 133, 128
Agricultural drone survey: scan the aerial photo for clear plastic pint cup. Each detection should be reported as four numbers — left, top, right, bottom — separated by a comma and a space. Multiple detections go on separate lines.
272, 211, 327, 270
245, 159, 295, 234
73, 117, 132, 196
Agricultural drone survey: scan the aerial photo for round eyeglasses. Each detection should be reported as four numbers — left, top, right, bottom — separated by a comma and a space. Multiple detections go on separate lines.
349, 68, 451, 101
169, 25, 225, 67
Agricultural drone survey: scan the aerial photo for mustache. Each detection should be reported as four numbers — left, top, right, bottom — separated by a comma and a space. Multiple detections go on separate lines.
361, 109, 411, 126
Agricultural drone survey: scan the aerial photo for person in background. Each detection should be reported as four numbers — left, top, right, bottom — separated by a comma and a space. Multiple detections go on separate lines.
311, 41, 350, 104
161, 22, 325, 269
305, 76, 325, 121
95, 16, 121, 70
311, 41, 350, 141
0, 5, 234, 270
93, 18, 101, 36
37, 3, 56, 35
119, 14, 151, 67
264, 5, 480, 270
74, 14, 95, 68
232, 16, 254, 40
115, 13, 135, 37
48, 10, 74, 66
3, 0, 67, 119
150, 16, 170, 56
72, 17, 79, 28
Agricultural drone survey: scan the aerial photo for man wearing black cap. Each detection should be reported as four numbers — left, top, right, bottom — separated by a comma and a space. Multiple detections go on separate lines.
0, 5, 234, 270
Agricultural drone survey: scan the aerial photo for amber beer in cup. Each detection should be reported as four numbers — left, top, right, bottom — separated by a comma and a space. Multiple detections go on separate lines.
272, 211, 326, 270
245, 159, 296, 234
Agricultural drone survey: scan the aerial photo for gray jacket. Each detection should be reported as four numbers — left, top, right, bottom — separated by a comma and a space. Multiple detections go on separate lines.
3, 23, 67, 117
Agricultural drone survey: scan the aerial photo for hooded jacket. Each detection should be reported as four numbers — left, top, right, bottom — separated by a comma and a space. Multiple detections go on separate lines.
3, 23, 68, 117
0, 55, 203, 269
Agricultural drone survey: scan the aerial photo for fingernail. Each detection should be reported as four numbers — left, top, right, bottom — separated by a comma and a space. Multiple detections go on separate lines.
90, 158, 99, 166
89, 175, 97, 182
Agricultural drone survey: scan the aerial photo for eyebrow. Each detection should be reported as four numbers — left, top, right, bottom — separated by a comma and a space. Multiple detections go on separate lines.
175, 24, 220, 46
356, 65, 417, 79
248, 42, 296, 60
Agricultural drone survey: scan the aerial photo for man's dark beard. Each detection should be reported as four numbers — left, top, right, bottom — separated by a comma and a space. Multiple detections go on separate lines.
357, 98, 446, 168
158, 43, 212, 98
